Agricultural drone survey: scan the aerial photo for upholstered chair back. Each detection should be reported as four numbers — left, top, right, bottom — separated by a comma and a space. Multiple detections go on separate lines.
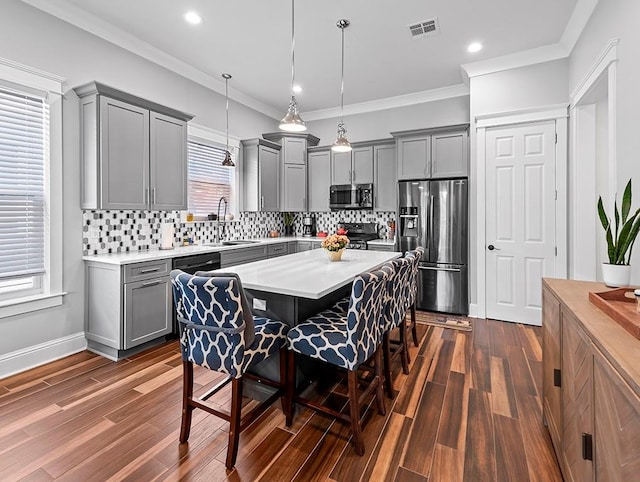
345, 268, 391, 367
383, 256, 413, 331
171, 270, 247, 378
406, 247, 424, 306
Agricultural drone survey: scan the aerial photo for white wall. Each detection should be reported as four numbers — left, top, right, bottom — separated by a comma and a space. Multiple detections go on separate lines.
468, 59, 569, 309
305, 96, 470, 145
569, 0, 640, 284
0, 0, 276, 369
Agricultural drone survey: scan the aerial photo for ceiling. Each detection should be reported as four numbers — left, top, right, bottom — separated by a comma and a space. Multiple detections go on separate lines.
23, 0, 581, 117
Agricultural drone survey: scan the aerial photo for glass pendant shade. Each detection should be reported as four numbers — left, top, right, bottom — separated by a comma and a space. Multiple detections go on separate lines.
222, 150, 234, 167
331, 122, 352, 152
279, 96, 306, 132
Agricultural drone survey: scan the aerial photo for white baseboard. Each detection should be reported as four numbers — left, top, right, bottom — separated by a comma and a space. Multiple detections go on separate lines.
468, 303, 480, 318
0, 332, 87, 380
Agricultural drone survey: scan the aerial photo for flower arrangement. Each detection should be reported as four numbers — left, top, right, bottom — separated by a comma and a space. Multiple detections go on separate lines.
321, 234, 349, 252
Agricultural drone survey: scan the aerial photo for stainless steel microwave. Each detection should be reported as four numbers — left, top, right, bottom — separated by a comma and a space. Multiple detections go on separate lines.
329, 184, 373, 210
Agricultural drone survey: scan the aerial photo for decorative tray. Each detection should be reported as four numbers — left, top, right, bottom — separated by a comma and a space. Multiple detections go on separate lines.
589, 288, 640, 340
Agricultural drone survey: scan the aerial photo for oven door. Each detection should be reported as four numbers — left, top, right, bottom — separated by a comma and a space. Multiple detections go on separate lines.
330, 184, 357, 209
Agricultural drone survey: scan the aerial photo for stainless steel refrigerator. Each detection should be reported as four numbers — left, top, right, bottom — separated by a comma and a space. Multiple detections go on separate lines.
398, 179, 468, 315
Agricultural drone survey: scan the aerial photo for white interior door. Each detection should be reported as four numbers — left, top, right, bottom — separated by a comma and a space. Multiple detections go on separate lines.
485, 120, 556, 325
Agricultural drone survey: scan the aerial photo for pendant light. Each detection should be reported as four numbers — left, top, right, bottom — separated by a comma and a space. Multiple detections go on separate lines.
332, 19, 352, 153
279, 0, 306, 132
221, 73, 235, 167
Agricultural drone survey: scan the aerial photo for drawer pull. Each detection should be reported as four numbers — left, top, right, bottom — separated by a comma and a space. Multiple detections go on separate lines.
582, 433, 593, 461
140, 267, 161, 273
418, 266, 461, 273
553, 369, 561, 387
142, 280, 163, 287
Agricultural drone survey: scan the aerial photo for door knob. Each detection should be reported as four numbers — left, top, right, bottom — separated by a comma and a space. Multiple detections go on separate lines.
487, 244, 501, 251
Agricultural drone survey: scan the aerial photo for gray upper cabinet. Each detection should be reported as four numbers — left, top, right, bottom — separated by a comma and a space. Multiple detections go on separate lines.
330, 147, 374, 185
75, 82, 193, 210
242, 139, 281, 211
392, 124, 469, 180
99, 97, 149, 210
262, 132, 319, 212
331, 151, 351, 184
308, 149, 331, 211
150, 112, 188, 209
396, 134, 430, 180
352, 146, 374, 184
282, 163, 307, 211
374, 143, 396, 211
431, 130, 469, 178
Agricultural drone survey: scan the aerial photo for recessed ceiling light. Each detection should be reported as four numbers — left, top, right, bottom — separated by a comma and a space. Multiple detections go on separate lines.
467, 42, 482, 53
184, 11, 203, 25
292, 84, 302, 94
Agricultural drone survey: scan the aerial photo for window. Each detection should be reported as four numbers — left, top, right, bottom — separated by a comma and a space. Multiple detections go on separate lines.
0, 57, 63, 317
0, 87, 46, 300
187, 140, 236, 217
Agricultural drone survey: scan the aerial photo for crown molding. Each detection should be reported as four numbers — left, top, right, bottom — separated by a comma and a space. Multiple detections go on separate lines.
302, 83, 469, 121
461, 0, 599, 79
19, 0, 282, 119
0, 55, 65, 94
570, 38, 618, 103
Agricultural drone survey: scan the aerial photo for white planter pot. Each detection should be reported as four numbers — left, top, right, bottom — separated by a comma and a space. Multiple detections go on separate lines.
601, 263, 632, 288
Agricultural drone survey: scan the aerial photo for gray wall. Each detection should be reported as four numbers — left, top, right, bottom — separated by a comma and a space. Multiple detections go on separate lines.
569, 0, 640, 284
468, 59, 569, 308
305, 95, 470, 145
0, 0, 276, 359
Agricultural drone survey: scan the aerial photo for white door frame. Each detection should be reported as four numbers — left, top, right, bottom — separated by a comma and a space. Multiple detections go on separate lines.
474, 104, 568, 319
569, 39, 619, 281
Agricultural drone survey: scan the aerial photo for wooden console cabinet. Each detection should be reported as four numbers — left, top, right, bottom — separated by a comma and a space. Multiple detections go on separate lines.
542, 279, 640, 482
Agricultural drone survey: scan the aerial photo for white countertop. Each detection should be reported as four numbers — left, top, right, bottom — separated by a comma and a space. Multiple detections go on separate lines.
82, 236, 391, 266
215, 248, 401, 299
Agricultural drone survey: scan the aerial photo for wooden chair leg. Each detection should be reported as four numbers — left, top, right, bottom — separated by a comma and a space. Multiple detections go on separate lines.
411, 305, 419, 347
347, 369, 365, 456
399, 323, 410, 375
382, 333, 394, 398
374, 346, 386, 416
179, 360, 194, 443
279, 346, 288, 416
285, 349, 296, 427
225, 377, 243, 470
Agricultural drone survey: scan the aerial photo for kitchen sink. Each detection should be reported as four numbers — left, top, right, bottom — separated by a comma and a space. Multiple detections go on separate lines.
222, 240, 260, 246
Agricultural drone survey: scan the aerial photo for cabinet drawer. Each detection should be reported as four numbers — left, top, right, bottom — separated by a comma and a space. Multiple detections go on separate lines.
268, 243, 289, 257
220, 245, 269, 267
124, 259, 170, 283
368, 244, 394, 252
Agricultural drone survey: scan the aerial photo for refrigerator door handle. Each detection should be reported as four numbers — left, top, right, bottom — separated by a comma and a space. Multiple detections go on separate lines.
418, 266, 462, 273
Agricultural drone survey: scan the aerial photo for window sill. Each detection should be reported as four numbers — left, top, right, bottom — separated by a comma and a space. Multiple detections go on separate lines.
0, 292, 67, 319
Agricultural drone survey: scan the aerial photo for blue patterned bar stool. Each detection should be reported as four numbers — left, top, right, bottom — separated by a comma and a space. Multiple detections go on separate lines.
406, 247, 425, 347
171, 270, 290, 470
381, 256, 414, 397
286, 267, 391, 455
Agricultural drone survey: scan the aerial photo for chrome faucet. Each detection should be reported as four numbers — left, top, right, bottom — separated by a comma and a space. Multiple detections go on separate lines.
216, 197, 228, 242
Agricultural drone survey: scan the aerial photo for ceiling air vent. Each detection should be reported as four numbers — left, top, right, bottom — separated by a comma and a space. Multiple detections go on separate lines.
408, 17, 440, 39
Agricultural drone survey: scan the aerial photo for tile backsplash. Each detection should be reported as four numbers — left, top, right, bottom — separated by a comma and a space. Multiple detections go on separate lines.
82, 210, 396, 255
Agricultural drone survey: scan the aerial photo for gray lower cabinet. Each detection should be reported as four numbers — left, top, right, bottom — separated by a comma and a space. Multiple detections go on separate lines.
296, 240, 322, 252
242, 139, 281, 211
374, 143, 396, 211
75, 82, 192, 210
220, 245, 269, 268
368, 243, 395, 252
307, 149, 331, 211
85, 258, 172, 360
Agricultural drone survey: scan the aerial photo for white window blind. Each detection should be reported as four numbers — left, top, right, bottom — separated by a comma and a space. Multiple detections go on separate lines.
188, 140, 232, 216
0, 87, 46, 281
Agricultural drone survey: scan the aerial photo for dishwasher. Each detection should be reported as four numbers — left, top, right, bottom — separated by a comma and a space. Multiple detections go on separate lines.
170, 252, 222, 336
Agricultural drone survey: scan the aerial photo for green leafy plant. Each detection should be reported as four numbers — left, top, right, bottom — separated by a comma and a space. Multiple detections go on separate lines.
283, 212, 296, 227
597, 179, 640, 265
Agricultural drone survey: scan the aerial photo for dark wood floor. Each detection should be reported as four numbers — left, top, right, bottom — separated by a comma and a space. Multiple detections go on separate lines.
0, 314, 562, 481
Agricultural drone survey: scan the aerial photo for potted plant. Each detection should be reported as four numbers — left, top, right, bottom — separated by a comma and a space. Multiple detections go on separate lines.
597, 179, 640, 287
321, 234, 350, 261
283, 212, 296, 236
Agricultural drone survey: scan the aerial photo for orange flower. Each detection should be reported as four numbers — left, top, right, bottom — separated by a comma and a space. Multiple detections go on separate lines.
321, 234, 349, 251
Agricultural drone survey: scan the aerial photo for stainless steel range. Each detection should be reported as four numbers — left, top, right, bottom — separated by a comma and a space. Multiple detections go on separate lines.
336, 222, 379, 250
